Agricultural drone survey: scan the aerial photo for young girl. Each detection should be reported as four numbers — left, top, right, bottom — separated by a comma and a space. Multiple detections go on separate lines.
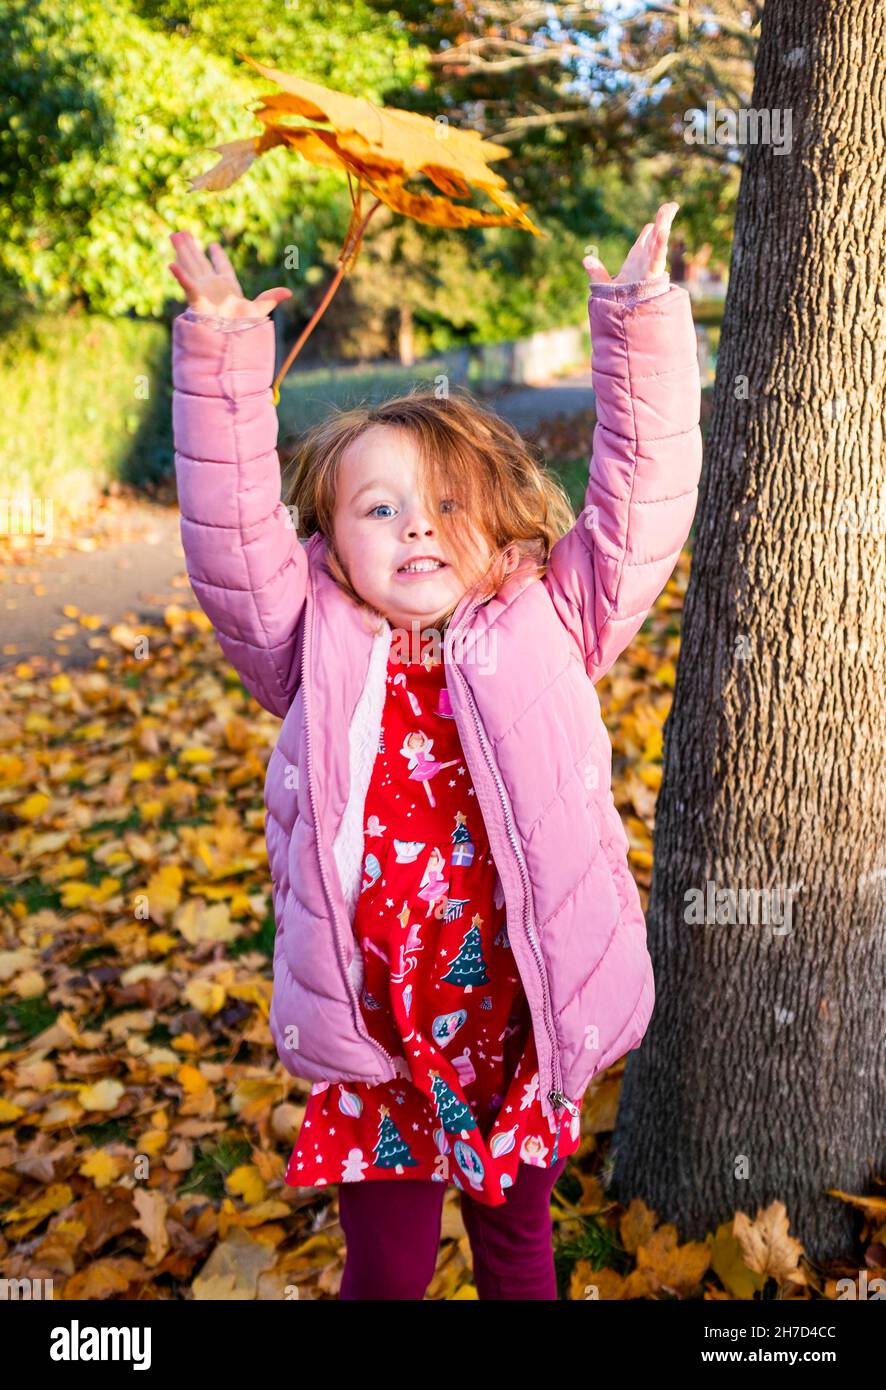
168, 202, 702, 1299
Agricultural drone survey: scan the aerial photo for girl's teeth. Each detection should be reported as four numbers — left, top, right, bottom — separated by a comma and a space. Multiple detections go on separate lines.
400, 561, 443, 572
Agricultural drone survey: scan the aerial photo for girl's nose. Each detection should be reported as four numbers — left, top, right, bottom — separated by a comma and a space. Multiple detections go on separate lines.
403, 512, 436, 539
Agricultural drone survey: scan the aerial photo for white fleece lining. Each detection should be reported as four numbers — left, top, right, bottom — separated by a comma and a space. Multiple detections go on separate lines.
332, 620, 393, 992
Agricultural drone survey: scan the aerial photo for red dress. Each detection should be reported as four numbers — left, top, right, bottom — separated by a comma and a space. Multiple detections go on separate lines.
284, 645, 583, 1207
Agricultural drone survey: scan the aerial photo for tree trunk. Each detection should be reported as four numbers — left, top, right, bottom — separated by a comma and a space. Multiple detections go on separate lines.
398, 302, 414, 366
610, 0, 886, 1264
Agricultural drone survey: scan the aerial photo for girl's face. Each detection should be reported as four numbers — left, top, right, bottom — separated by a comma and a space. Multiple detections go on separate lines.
332, 424, 492, 633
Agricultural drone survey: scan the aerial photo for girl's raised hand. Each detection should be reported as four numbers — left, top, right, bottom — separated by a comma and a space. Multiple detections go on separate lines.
167, 230, 292, 318
583, 201, 679, 287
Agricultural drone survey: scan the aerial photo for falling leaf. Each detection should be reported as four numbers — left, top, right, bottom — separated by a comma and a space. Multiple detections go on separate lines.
192, 57, 544, 241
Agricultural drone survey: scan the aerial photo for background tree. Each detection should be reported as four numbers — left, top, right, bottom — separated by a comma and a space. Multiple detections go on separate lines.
610, 0, 886, 1262
371, 0, 758, 267
0, 0, 425, 316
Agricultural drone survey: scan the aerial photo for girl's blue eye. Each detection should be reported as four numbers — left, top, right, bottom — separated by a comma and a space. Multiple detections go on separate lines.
368, 500, 456, 517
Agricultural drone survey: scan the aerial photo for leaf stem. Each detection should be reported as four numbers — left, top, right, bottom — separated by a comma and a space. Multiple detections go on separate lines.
271, 195, 384, 404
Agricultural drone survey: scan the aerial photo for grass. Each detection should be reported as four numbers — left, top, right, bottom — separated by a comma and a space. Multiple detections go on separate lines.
0, 306, 172, 506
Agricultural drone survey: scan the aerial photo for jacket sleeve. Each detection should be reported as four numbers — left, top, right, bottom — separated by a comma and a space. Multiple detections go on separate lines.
171, 308, 308, 719
542, 282, 702, 684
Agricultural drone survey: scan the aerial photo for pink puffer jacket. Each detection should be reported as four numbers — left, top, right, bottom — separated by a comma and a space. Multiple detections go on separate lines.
171, 282, 702, 1123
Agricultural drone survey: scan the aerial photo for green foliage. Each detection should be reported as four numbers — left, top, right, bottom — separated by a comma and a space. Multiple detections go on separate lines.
0, 308, 170, 497
0, 0, 732, 497
0, 0, 426, 315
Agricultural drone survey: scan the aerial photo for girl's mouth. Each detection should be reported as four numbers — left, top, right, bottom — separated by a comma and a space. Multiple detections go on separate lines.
395, 560, 448, 580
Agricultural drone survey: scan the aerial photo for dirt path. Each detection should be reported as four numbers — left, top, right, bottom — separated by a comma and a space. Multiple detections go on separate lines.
0, 373, 594, 673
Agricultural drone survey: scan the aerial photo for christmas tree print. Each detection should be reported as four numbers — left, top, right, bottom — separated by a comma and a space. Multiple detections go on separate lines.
451, 811, 475, 867
372, 1105, 419, 1172
430, 1071, 478, 1136
442, 916, 490, 988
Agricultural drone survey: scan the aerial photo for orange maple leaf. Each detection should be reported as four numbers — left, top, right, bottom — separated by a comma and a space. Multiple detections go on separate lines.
192, 55, 545, 241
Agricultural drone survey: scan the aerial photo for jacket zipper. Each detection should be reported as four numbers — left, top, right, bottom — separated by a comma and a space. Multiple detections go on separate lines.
301, 588, 397, 1078
444, 599, 579, 1121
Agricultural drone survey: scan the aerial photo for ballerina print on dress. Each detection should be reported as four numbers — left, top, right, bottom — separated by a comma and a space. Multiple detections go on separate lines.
399, 729, 461, 808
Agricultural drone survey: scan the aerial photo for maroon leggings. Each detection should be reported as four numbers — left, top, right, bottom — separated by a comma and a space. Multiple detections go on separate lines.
337, 1155, 569, 1300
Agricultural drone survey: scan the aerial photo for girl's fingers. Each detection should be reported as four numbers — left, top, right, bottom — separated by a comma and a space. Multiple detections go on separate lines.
208, 242, 241, 291
649, 202, 679, 275
253, 287, 293, 310
168, 261, 198, 300
582, 253, 611, 283
207, 241, 232, 271
171, 230, 212, 282
170, 232, 203, 276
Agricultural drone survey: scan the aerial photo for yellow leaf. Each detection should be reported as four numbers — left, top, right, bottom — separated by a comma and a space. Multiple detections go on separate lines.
130, 760, 160, 781
193, 56, 545, 241
14, 792, 50, 821
66, 1258, 143, 1299
178, 1063, 209, 1095
628, 848, 653, 871
710, 1221, 767, 1299
174, 898, 239, 945
132, 1188, 170, 1266
79, 1150, 125, 1188
185, 978, 227, 1016
0, 753, 25, 784
13, 969, 46, 998
2, 1184, 73, 1236
79, 1079, 125, 1113
636, 1224, 711, 1298
145, 863, 184, 923
733, 1202, 806, 1286
60, 878, 120, 908
226, 1164, 267, 1205
24, 713, 53, 734
179, 746, 214, 765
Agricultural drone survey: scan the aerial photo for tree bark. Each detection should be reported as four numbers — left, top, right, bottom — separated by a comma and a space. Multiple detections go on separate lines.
398, 302, 415, 366
610, 0, 886, 1264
